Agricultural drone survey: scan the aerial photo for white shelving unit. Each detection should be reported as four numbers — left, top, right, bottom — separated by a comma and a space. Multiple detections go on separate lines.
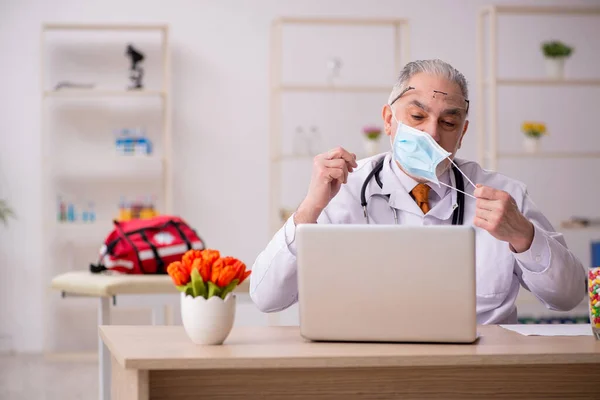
476, 5, 600, 171
40, 23, 172, 354
477, 5, 600, 322
269, 17, 410, 233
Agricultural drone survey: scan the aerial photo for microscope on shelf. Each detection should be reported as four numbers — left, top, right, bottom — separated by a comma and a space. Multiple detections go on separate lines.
125, 44, 145, 90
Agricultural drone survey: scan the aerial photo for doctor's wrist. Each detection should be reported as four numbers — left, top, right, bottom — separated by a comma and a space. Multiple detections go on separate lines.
294, 201, 323, 225
509, 221, 535, 254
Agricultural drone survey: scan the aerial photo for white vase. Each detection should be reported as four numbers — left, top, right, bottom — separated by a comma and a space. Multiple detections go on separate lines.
364, 139, 380, 157
545, 57, 565, 80
523, 137, 541, 154
180, 292, 236, 345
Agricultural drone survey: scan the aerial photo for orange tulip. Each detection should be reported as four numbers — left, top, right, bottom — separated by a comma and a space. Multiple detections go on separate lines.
237, 269, 251, 284
209, 257, 251, 287
166, 261, 190, 286
216, 264, 238, 287
201, 249, 221, 266
211, 258, 224, 284
182, 249, 221, 274
182, 250, 203, 272
191, 258, 211, 282
232, 259, 251, 284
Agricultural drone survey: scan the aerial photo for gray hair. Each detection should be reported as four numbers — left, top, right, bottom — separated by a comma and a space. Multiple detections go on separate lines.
388, 59, 469, 106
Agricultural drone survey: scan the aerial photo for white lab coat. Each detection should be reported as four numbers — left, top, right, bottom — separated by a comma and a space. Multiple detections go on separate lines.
250, 152, 586, 324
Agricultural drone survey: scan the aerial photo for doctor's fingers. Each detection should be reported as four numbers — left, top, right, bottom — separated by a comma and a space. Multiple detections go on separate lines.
325, 147, 358, 167
475, 207, 501, 223
475, 198, 500, 212
323, 158, 352, 174
322, 161, 349, 184
324, 167, 346, 184
474, 185, 509, 201
473, 216, 493, 231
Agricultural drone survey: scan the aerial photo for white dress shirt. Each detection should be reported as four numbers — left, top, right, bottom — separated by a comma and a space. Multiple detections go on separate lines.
250, 152, 586, 324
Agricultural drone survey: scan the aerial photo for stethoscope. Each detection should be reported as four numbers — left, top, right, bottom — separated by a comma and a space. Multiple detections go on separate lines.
360, 156, 465, 225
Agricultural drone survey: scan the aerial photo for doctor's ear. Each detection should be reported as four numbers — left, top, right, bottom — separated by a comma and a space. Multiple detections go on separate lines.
458, 120, 470, 149
382, 104, 394, 136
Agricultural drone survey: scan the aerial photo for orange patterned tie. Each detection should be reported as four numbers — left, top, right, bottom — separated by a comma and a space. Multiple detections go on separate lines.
411, 183, 431, 214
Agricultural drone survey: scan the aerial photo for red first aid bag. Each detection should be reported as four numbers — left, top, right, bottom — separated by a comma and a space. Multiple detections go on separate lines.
90, 215, 205, 274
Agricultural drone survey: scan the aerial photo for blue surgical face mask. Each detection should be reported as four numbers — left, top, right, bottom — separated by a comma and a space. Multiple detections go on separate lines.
391, 115, 451, 186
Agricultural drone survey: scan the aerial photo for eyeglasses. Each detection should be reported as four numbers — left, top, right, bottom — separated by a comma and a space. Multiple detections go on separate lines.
390, 86, 470, 114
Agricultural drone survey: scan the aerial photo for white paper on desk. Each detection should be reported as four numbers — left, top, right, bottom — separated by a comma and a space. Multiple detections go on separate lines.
500, 324, 593, 336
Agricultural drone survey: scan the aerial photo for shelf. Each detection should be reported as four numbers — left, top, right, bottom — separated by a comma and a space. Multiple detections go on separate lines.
43, 23, 168, 32
485, 79, 600, 86
560, 220, 600, 231
498, 151, 600, 159
275, 17, 408, 26
275, 85, 391, 93
43, 89, 166, 99
560, 225, 600, 231
486, 5, 600, 15
53, 155, 164, 181
52, 221, 114, 243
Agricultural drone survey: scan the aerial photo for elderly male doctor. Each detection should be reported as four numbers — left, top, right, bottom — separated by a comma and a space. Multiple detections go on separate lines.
251, 59, 585, 324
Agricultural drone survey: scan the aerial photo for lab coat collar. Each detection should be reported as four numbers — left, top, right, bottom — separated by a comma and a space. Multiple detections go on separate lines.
390, 159, 449, 201
379, 152, 458, 220
379, 153, 424, 216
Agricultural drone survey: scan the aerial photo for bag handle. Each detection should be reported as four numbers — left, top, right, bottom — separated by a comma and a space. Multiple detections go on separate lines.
139, 230, 165, 274
168, 220, 193, 251
113, 220, 145, 273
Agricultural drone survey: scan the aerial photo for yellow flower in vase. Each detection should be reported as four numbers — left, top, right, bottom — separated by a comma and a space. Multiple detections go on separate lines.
521, 121, 548, 154
521, 121, 547, 139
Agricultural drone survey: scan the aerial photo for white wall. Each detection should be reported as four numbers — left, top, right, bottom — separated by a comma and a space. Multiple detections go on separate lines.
1, 0, 599, 353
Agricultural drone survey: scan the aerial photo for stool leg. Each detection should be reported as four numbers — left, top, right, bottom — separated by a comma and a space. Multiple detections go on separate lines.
99, 297, 111, 400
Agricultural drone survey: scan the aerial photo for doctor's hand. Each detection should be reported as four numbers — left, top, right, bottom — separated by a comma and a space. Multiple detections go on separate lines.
295, 147, 358, 224
473, 185, 534, 253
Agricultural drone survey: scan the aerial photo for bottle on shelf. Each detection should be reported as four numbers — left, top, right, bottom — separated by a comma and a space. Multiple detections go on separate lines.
308, 125, 322, 156
293, 126, 306, 157
67, 202, 76, 222
117, 195, 159, 221
139, 196, 154, 219
131, 196, 143, 219
89, 202, 96, 223
118, 196, 132, 221
57, 196, 67, 222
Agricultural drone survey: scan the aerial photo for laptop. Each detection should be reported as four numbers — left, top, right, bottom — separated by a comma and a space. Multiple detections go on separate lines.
296, 224, 477, 343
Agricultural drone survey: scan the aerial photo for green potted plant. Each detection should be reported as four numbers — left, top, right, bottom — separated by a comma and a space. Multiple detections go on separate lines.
0, 199, 14, 226
541, 40, 573, 80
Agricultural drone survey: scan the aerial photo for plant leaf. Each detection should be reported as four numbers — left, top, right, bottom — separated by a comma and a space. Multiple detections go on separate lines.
207, 281, 222, 299
191, 268, 206, 298
176, 283, 190, 293
185, 286, 194, 297
220, 279, 239, 299
176, 282, 194, 297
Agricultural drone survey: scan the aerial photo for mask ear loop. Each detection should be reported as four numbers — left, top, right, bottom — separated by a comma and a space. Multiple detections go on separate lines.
448, 158, 477, 189
437, 180, 476, 200
435, 157, 477, 200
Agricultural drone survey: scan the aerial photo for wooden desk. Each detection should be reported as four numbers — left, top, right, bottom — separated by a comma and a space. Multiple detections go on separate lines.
100, 325, 600, 400
51, 271, 249, 400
